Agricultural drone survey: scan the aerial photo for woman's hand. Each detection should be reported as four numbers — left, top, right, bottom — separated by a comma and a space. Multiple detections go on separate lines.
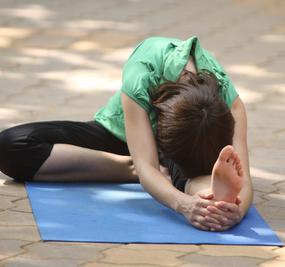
200, 193, 243, 231
179, 192, 227, 231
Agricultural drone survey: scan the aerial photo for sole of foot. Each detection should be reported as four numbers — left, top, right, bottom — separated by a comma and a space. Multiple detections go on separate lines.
211, 145, 243, 203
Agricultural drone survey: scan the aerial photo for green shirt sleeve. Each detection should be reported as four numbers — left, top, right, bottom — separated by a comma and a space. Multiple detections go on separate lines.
121, 61, 153, 112
201, 49, 239, 108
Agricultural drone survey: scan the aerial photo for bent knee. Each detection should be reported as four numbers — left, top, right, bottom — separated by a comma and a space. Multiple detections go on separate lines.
0, 126, 34, 181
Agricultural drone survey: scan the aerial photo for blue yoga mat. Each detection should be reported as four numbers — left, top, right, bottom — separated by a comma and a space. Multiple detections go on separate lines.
26, 182, 283, 246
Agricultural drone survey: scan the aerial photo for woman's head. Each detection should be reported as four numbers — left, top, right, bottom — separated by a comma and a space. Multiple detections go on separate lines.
151, 70, 235, 178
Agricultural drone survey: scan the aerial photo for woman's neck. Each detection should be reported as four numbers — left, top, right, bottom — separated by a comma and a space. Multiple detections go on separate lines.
177, 56, 197, 83
185, 56, 197, 74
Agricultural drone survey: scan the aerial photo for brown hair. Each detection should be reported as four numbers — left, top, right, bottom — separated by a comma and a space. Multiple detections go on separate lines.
150, 70, 235, 178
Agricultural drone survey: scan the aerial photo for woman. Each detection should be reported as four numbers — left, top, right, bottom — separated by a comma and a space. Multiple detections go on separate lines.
0, 36, 253, 231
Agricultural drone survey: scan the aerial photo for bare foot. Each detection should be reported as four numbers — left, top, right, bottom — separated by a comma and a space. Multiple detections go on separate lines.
211, 145, 244, 203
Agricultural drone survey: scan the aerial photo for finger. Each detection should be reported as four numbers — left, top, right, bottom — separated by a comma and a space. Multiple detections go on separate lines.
197, 208, 211, 217
224, 205, 241, 222
192, 221, 209, 231
218, 224, 234, 231
199, 192, 214, 200
205, 215, 222, 225
216, 201, 239, 213
193, 207, 225, 227
207, 213, 229, 225
206, 206, 230, 224
192, 216, 210, 230
195, 215, 222, 230
209, 205, 242, 225
210, 226, 228, 232
199, 199, 216, 208
207, 205, 228, 217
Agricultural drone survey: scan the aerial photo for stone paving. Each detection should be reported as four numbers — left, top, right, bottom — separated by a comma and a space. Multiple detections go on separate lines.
0, 0, 284, 266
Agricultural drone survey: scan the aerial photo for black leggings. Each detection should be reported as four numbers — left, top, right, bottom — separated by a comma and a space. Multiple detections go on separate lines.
0, 120, 188, 192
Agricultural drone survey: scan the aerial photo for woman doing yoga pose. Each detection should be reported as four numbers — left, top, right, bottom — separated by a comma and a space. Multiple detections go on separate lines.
0, 36, 253, 231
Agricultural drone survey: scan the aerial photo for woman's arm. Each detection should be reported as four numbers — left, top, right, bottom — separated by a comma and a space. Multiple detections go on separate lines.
121, 92, 184, 210
230, 96, 253, 217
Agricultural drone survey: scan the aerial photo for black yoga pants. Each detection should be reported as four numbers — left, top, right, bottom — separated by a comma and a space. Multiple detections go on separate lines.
0, 120, 188, 192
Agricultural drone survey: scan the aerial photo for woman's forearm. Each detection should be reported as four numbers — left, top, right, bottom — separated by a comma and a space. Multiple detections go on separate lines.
121, 92, 188, 213
137, 163, 187, 212
231, 97, 253, 217
234, 138, 253, 217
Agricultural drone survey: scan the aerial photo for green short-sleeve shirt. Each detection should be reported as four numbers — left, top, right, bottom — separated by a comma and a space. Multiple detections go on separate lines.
94, 36, 238, 142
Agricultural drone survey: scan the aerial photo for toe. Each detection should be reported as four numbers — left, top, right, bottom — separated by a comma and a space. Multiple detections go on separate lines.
232, 154, 238, 165
235, 156, 240, 165
238, 168, 244, 177
236, 163, 243, 176
219, 145, 234, 162
236, 163, 241, 172
231, 150, 241, 166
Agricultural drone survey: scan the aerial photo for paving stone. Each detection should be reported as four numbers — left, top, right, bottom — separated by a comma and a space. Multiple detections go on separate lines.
0, 27, 34, 39
248, 128, 280, 150
0, 73, 38, 99
249, 102, 285, 129
251, 177, 276, 194
0, 210, 35, 226
0, 257, 80, 267
275, 181, 285, 194
250, 153, 285, 185
79, 30, 143, 50
0, 178, 27, 198
23, 242, 116, 260
0, 226, 40, 242
179, 254, 264, 267
0, 239, 31, 261
37, 69, 121, 93
11, 198, 32, 213
0, 195, 18, 211
84, 263, 159, 267
198, 245, 276, 259
255, 205, 285, 236
100, 245, 185, 266
262, 193, 285, 208
6, 91, 66, 107
32, 110, 92, 122
18, 47, 102, 70
101, 47, 133, 64
18, 33, 76, 49
259, 259, 285, 267
273, 247, 285, 261
125, 244, 200, 253
65, 91, 115, 107
253, 191, 267, 205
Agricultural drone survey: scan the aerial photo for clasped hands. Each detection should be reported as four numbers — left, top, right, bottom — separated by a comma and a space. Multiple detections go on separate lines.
181, 191, 242, 231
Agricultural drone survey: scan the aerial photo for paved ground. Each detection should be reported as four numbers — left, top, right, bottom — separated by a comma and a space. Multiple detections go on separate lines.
0, 0, 284, 266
